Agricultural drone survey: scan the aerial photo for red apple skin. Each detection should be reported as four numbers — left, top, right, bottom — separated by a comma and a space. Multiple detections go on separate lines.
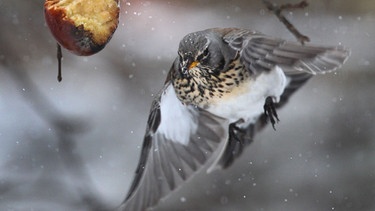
44, 0, 119, 56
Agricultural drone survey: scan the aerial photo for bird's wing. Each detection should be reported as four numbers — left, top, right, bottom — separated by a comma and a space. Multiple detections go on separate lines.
217, 29, 350, 169
222, 28, 349, 75
119, 83, 229, 211
237, 34, 350, 75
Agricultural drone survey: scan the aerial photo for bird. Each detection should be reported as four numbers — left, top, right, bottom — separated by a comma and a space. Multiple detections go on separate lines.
119, 28, 350, 211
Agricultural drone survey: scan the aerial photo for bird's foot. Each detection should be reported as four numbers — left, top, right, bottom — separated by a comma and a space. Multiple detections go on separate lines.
263, 96, 279, 130
228, 119, 246, 143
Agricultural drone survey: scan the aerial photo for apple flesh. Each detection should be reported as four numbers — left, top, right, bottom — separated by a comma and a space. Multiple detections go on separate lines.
44, 0, 119, 56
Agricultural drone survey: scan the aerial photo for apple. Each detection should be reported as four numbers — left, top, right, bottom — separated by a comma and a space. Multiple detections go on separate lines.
44, 0, 120, 56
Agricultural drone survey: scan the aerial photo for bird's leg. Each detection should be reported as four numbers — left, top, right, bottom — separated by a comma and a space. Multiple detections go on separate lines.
229, 123, 241, 143
228, 119, 245, 143
263, 96, 279, 130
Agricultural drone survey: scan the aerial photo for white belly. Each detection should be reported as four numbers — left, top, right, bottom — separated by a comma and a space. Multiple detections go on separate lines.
206, 66, 289, 126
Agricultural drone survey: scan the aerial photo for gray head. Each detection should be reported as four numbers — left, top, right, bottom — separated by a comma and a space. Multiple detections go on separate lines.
175, 30, 229, 78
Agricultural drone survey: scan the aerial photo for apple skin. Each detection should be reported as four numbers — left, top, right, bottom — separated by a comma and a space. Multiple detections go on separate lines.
44, 0, 119, 56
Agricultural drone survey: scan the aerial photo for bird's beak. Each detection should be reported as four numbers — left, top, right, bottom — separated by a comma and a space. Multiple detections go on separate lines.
188, 61, 199, 70
182, 61, 199, 74
180, 58, 199, 76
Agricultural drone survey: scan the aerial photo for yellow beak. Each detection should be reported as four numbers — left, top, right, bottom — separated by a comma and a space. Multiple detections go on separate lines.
188, 61, 199, 70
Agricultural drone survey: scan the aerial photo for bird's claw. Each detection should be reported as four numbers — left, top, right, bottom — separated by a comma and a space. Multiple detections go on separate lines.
229, 122, 242, 143
263, 96, 279, 130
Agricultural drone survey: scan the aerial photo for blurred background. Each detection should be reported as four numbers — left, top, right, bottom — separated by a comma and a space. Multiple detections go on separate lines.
0, 0, 374, 210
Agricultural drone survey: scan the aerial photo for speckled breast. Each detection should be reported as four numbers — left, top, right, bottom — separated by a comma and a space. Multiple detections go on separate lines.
172, 58, 250, 108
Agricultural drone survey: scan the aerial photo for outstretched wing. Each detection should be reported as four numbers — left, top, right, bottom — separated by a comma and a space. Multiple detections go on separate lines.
222, 28, 349, 75
217, 28, 350, 168
239, 35, 349, 75
119, 83, 229, 211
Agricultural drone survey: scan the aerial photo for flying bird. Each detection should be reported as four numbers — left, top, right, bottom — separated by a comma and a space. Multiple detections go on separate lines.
119, 28, 349, 211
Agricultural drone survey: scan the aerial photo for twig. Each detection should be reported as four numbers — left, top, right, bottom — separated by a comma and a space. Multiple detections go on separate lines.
263, 0, 310, 45
57, 43, 63, 82
279, 1, 308, 10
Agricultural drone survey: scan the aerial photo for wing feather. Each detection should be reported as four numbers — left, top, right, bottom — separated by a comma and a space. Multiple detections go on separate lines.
241, 36, 350, 75
222, 28, 349, 75
119, 84, 228, 211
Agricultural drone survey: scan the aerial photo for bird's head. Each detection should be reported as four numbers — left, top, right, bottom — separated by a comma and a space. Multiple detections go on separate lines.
175, 31, 226, 79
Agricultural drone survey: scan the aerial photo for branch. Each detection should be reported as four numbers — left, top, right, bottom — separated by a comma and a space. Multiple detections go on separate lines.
263, 0, 310, 45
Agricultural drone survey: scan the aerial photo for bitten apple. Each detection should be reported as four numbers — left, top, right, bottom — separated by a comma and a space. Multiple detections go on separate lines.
44, 0, 120, 56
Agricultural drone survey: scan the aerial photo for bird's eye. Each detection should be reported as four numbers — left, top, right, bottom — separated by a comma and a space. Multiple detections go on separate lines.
197, 47, 209, 62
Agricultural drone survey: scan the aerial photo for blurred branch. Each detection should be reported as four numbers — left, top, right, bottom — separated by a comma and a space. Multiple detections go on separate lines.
262, 0, 310, 44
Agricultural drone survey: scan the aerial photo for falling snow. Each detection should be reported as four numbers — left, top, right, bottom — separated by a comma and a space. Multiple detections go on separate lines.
0, 1, 374, 211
